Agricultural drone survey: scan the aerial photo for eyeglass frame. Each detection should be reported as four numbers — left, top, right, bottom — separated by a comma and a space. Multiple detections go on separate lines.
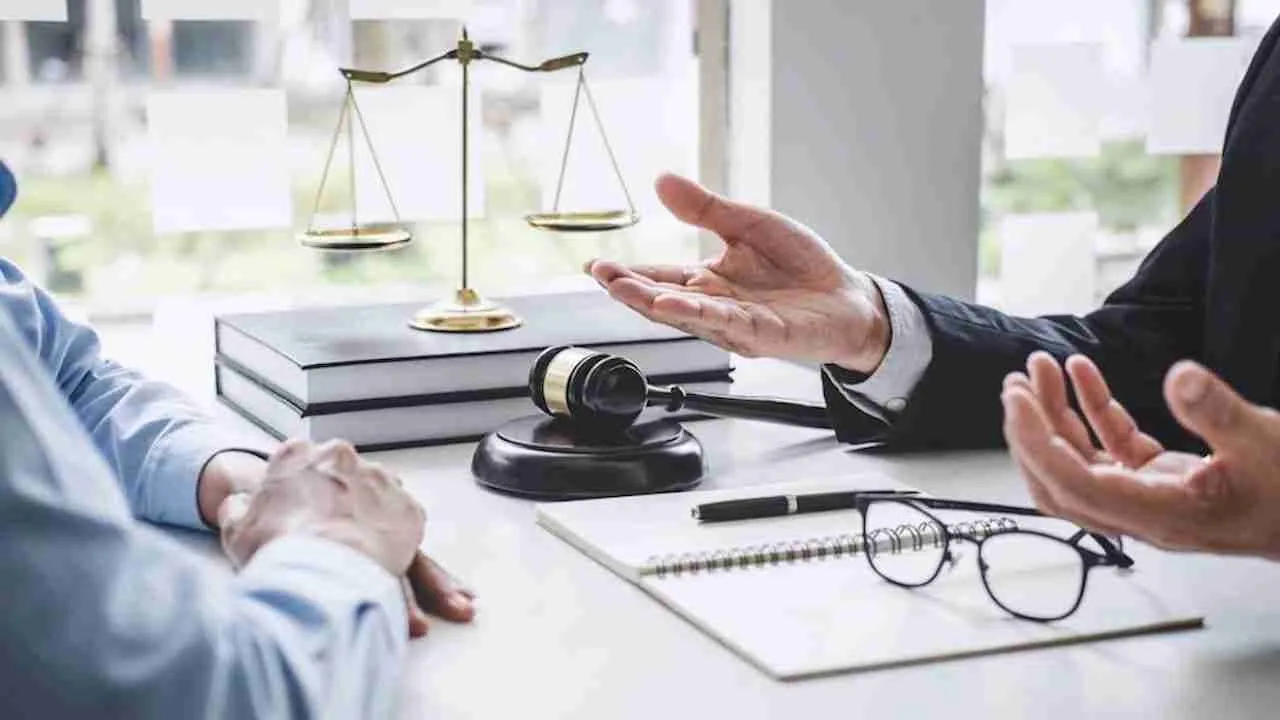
851, 495, 1135, 622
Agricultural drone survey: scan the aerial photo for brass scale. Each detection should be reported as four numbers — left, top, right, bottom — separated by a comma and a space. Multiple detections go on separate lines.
301, 29, 638, 333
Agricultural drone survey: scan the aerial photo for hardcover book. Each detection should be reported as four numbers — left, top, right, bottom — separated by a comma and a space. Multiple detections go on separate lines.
214, 291, 732, 407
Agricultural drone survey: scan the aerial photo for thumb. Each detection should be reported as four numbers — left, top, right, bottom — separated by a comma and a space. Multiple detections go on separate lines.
1165, 360, 1265, 454
217, 493, 254, 569
654, 172, 765, 240
217, 492, 252, 529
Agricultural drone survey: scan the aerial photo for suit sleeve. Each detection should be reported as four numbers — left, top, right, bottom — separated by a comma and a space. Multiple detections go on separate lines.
826, 187, 1211, 452
825, 10, 1280, 453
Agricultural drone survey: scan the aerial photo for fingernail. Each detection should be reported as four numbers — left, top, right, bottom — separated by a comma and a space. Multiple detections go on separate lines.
1176, 365, 1209, 404
582, 258, 596, 274
449, 592, 473, 612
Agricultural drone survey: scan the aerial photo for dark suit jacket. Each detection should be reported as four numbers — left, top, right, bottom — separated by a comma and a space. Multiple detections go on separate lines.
825, 18, 1280, 454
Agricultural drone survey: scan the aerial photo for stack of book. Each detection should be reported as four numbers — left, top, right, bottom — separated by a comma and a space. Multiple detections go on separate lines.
214, 292, 733, 450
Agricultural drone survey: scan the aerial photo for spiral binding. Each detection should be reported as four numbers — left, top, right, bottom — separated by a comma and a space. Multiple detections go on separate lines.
641, 517, 1019, 578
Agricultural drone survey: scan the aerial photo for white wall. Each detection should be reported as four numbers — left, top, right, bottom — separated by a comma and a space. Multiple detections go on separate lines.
730, 1, 986, 299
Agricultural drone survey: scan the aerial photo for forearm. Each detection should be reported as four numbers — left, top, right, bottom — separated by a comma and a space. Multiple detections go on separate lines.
886, 287, 1199, 451
0, 316, 406, 718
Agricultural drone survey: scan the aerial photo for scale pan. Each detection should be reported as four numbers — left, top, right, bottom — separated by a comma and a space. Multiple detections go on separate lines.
298, 224, 413, 251
525, 209, 639, 233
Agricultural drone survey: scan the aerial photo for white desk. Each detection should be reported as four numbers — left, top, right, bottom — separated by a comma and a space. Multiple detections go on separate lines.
190, 355, 1280, 719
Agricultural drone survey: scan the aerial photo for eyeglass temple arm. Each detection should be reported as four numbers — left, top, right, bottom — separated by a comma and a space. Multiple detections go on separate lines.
1069, 529, 1136, 568
909, 497, 1047, 519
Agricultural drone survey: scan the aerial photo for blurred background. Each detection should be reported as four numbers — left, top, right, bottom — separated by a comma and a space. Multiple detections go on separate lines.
0, 0, 1276, 325
0, 0, 699, 320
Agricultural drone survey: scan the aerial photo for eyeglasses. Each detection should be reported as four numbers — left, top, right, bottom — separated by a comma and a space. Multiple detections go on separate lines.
853, 495, 1134, 622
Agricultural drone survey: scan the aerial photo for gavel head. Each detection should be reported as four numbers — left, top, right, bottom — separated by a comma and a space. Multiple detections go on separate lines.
529, 346, 648, 430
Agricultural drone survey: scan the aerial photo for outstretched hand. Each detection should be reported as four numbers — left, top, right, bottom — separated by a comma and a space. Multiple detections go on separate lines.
1001, 352, 1280, 559
587, 173, 891, 373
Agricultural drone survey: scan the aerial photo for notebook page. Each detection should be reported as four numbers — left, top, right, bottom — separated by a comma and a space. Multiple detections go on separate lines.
641, 550, 1202, 679
535, 475, 911, 581
536, 477, 1204, 679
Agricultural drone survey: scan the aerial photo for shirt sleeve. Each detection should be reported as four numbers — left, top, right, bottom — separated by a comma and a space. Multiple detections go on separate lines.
0, 307, 407, 719
822, 275, 934, 422
0, 258, 271, 529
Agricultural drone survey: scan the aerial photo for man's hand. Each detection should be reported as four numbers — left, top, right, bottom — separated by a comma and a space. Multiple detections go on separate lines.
586, 173, 891, 374
1001, 351, 1280, 559
219, 439, 425, 574
208, 443, 475, 637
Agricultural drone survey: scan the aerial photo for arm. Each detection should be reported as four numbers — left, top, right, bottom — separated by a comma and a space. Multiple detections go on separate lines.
0, 311, 407, 718
0, 258, 268, 528
830, 15, 1280, 452
826, 188, 1212, 452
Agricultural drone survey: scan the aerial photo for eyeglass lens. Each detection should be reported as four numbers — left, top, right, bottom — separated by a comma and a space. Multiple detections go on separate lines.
979, 531, 1086, 621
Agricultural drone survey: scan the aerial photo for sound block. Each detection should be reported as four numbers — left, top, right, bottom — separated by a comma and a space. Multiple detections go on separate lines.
472, 415, 704, 500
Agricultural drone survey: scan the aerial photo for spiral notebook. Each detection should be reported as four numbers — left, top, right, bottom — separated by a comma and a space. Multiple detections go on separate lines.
536, 476, 1204, 680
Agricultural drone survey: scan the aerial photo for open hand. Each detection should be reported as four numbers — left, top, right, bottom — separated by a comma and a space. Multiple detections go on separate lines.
1001, 352, 1280, 559
587, 173, 891, 373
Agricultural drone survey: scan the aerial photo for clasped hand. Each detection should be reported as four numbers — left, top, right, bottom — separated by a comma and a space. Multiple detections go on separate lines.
1002, 352, 1280, 559
219, 439, 475, 636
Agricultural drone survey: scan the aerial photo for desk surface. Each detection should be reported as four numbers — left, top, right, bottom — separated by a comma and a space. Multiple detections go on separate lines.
192, 355, 1280, 719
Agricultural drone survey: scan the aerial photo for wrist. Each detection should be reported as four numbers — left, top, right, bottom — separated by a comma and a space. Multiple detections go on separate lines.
833, 275, 891, 374
199, 451, 268, 528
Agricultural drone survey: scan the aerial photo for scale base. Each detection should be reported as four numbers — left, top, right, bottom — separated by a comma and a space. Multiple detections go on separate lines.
410, 288, 522, 333
472, 416, 704, 500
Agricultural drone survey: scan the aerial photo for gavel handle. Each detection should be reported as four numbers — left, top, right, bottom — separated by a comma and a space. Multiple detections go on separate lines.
650, 385, 832, 430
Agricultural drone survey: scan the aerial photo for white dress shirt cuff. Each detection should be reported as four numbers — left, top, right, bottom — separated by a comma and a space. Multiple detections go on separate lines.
824, 275, 933, 420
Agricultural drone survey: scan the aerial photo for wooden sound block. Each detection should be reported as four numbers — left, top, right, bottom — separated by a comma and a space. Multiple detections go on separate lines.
472, 416, 704, 500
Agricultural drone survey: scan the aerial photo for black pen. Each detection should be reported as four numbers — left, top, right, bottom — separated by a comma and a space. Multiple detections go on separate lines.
691, 489, 920, 523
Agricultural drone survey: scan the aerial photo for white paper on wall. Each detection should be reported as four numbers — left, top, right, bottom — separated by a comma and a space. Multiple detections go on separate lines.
1004, 43, 1105, 160
537, 71, 697, 226
347, 85, 484, 223
0, 0, 67, 21
349, 0, 473, 20
999, 212, 1098, 317
141, 0, 279, 21
146, 89, 292, 234
1146, 36, 1258, 155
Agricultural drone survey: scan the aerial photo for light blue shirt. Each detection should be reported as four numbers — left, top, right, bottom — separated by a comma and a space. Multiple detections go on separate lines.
0, 258, 407, 718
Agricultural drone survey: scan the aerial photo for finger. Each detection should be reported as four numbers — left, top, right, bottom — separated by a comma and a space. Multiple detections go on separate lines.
402, 577, 431, 638
268, 438, 312, 470
408, 553, 476, 623
1002, 387, 1132, 533
654, 173, 769, 240
1026, 352, 1096, 457
1165, 360, 1268, 457
1003, 371, 1031, 393
624, 263, 698, 286
1066, 355, 1163, 468
313, 439, 359, 475
1184, 454, 1230, 504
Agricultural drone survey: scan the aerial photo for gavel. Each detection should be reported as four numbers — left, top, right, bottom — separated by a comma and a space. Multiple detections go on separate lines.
528, 346, 833, 432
